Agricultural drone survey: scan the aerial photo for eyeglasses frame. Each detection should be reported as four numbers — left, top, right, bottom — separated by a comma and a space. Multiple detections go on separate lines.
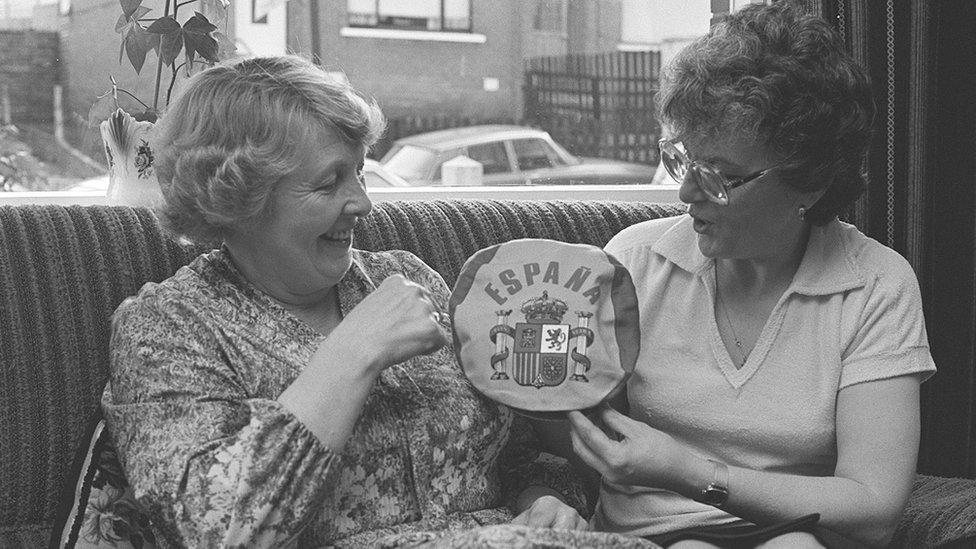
658, 138, 779, 205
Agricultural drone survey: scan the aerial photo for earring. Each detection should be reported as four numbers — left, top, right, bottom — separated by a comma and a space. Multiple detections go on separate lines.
798, 206, 807, 221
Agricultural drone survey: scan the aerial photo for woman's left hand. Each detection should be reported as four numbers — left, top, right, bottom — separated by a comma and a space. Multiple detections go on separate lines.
511, 494, 589, 530
568, 408, 689, 491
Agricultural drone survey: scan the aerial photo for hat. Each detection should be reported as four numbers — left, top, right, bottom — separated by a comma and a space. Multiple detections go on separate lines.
449, 239, 640, 419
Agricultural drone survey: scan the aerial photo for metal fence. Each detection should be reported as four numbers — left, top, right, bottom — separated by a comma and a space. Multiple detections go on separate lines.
376, 51, 662, 165
523, 50, 662, 165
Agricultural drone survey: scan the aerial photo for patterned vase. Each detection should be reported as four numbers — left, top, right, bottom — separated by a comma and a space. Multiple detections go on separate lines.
100, 108, 162, 207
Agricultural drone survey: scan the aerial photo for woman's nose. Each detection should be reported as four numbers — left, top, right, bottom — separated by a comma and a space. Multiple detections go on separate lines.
343, 176, 373, 217
677, 169, 707, 204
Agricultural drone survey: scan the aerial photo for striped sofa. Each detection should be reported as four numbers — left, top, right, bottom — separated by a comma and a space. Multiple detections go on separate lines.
1, 201, 973, 548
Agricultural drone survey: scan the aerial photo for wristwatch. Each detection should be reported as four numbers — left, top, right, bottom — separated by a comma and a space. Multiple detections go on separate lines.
695, 459, 730, 508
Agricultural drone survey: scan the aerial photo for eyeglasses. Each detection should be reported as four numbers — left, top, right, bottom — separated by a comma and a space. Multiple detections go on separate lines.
658, 138, 778, 206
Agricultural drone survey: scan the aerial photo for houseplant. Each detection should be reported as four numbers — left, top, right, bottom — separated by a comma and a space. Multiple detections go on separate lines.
88, 0, 235, 205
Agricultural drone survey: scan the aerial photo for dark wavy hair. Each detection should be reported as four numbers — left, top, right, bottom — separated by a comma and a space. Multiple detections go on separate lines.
657, 2, 874, 224
151, 55, 386, 242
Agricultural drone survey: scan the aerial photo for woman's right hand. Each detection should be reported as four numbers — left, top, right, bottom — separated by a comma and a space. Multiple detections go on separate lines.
281, 274, 449, 449
325, 274, 449, 373
567, 408, 693, 492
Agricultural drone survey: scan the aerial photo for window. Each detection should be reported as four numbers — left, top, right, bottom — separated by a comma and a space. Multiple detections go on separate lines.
467, 142, 512, 175
381, 145, 440, 183
251, 0, 268, 24
533, 0, 565, 32
347, 0, 472, 33
512, 138, 559, 171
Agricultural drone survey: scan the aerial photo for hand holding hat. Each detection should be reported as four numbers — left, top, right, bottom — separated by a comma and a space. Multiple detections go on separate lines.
449, 239, 640, 419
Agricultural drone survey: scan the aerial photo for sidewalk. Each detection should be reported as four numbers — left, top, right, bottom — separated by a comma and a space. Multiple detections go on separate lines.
0, 124, 104, 191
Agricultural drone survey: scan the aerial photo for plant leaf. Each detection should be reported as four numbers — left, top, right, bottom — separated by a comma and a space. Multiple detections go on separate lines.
119, 0, 144, 19
183, 13, 219, 64
124, 25, 152, 73
147, 16, 183, 65
159, 32, 184, 66
132, 6, 150, 20
183, 12, 217, 34
146, 15, 181, 34
134, 108, 158, 123
125, 43, 147, 74
141, 24, 161, 55
115, 7, 148, 34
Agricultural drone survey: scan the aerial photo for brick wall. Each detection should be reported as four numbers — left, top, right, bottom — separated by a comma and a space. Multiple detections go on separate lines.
0, 30, 59, 124
288, 0, 622, 122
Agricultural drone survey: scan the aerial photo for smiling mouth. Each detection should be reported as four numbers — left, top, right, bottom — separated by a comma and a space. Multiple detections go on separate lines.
691, 216, 712, 233
321, 229, 353, 242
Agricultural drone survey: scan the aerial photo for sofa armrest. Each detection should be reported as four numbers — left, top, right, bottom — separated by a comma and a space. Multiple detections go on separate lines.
892, 474, 976, 548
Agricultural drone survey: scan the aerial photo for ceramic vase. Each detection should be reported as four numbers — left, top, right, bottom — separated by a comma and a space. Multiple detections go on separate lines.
100, 108, 163, 207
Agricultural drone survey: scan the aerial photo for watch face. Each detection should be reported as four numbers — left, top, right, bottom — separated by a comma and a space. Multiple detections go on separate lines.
702, 485, 729, 507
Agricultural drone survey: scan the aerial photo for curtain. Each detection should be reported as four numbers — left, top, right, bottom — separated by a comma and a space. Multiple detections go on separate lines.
796, 0, 976, 479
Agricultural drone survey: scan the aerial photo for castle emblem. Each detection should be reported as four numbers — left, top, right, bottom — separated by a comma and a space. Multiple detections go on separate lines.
489, 291, 595, 389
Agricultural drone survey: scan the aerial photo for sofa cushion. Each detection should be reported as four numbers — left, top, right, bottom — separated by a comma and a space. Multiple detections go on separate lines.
892, 474, 976, 548
0, 205, 203, 544
50, 412, 156, 549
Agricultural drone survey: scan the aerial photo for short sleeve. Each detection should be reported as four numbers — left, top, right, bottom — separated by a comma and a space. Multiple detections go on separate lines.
840, 255, 936, 389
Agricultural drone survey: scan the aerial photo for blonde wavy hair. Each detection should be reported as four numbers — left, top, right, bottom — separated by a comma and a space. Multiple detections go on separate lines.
151, 55, 386, 242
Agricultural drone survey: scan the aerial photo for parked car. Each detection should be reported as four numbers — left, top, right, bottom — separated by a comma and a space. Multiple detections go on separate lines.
362, 158, 411, 187
379, 125, 657, 186
67, 159, 408, 192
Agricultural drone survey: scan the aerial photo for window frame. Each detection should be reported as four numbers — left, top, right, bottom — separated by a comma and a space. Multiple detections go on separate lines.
251, 0, 268, 24
0, 185, 680, 206
510, 137, 564, 172
346, 0, 474, 34
532, 0, 567, 34
466, 141, 517, 176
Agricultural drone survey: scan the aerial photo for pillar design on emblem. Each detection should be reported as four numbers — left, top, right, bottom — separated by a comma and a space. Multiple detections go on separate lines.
489, 310, 513, 379
570, 312, 594, 382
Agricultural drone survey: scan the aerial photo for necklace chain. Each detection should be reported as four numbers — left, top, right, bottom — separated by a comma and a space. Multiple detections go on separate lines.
716, 284, 749, 367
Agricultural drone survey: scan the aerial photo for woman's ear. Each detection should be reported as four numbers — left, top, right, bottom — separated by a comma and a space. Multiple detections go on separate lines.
797, 187, 828, 211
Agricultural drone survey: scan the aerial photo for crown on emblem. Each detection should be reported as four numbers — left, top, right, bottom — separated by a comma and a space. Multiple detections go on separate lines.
521, 291, 568, 323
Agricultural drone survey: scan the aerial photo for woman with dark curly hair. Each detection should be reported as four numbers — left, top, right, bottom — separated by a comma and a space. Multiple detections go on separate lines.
567, 3, 935, 547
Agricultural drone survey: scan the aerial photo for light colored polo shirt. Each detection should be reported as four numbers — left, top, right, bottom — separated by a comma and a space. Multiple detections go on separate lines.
593, 214, 936, 536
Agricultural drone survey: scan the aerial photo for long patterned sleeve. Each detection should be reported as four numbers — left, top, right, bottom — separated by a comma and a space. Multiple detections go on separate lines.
102, 287, 338, 548
497, 414, 591, 517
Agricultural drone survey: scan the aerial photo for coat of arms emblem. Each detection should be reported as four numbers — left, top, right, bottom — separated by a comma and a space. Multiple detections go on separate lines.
489, 291, 594, 388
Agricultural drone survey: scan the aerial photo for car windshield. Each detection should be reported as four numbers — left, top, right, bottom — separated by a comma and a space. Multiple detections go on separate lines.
382, 145, 439, 182
363, 171, 390, 187
547, 139, 580, 165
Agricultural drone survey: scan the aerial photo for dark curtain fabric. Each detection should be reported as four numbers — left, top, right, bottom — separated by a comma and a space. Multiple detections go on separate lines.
794, 0, 976, 478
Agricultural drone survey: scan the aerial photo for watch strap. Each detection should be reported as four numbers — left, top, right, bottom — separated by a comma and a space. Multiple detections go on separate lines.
695, 459, 730, 508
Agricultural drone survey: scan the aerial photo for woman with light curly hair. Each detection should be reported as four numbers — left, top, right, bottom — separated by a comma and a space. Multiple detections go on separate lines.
99, 55, 627, 548
567, 3, 936, 548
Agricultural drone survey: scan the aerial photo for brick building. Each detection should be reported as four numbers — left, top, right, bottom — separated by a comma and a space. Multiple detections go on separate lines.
57, 0, 622, 124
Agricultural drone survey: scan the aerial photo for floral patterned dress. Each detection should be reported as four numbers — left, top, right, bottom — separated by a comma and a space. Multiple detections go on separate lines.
102, 248, 617, 548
